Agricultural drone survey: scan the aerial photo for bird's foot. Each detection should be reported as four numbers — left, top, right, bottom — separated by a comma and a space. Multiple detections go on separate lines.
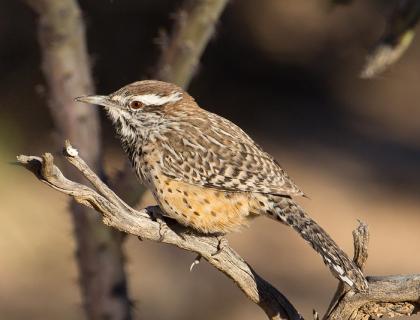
148, 206, 170, 241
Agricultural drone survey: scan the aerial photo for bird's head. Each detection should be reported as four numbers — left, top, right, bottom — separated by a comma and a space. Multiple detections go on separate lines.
76, 80, 196, 127
76, 80, 196, 140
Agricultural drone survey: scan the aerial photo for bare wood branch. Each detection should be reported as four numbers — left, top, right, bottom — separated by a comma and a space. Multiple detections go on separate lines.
17, 147, 302, 320
327, 275, 420, 319
352, 221, 369, 271
16, 143, 420, 319
324, 221, 370, 318
24, 1, 131, 319
325, 222, 420, 319
155, 0, 229, 87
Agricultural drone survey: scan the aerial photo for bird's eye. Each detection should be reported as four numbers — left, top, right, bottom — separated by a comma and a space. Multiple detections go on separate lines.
129, 100, 144, 110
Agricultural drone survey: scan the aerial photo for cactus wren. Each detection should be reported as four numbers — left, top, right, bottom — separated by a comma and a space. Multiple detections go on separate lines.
76, 80, 368, 292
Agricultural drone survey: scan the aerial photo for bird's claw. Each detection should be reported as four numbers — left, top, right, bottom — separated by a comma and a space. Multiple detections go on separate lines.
148, 206, 170, 241
189, 254, 202, 271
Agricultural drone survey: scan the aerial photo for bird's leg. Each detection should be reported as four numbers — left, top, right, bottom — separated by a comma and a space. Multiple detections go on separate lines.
147, 206, 171, 241
147, 205, 189, 241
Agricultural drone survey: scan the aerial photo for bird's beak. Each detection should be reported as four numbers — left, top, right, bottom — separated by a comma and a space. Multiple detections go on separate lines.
75, 95, 121, 109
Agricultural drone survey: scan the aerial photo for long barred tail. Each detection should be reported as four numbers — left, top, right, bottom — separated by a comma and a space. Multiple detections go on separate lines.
265, 196, 368, 292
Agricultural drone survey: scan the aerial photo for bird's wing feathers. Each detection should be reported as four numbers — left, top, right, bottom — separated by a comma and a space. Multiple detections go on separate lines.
158, 111, 304, 197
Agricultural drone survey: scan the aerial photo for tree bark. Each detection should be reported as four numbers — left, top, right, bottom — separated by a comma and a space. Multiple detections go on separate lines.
16, 143, 420, 320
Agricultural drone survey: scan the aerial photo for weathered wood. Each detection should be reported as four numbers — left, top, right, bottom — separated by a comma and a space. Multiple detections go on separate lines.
17, 142, 420, 319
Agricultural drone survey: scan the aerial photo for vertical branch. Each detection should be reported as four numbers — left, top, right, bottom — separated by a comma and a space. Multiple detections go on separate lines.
155, 0, 229, 88
25, 1, 131, 319
324, 222, 369, 319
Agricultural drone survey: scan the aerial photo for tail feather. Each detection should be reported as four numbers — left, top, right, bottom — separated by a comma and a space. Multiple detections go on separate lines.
264, 196, 368, 292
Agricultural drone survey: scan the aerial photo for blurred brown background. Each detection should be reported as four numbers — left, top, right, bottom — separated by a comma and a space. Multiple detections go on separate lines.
1, 0, 420, 319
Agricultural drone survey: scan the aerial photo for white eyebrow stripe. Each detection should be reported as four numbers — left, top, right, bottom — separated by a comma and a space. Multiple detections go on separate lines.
131, 92, 182, 106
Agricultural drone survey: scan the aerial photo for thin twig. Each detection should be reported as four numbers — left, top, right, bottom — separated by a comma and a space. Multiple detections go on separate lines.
352, 220, 369, 271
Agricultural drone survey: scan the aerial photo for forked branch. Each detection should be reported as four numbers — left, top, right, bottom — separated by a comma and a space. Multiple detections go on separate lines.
17, 142, 420, 320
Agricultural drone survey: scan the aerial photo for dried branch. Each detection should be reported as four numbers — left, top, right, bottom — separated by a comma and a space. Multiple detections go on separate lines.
17, 143, 302, 320
327, 275, 420, 319
18, 142, 420, 320
155, 0, 229, 87
24, 1, 131, 319
352, 221, 369, 271
324, 222, 369, 318
325, 222, 420, 319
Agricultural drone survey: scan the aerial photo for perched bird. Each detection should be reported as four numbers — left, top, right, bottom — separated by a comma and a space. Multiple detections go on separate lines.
76, 80, 368, 292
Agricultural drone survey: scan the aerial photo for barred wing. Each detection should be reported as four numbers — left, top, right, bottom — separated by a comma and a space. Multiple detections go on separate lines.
158, 111, 304, 197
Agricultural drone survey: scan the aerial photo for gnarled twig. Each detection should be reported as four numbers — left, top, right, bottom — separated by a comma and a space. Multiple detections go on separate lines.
17, 142, 302, 320
17, 142, 420, 320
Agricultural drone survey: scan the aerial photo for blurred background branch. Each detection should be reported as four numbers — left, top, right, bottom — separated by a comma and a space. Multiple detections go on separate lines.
155, 0, 229, 88
24, 1, 131, 319
360, 0, 420, 78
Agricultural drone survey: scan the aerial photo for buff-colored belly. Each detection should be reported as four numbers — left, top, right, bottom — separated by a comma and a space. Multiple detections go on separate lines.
150, 177, 256, 234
